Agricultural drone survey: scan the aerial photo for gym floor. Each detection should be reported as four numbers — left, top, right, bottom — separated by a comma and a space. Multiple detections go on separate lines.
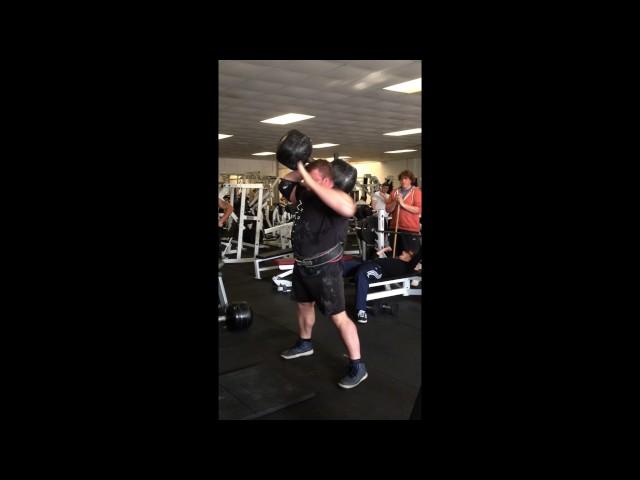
218, 253, 422, 420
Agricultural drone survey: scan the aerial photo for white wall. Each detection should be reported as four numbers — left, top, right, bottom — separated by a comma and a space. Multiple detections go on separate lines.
278, 160, 384, 182
350, 161, 383, 181
349, 158, 422, 186
219, 157, 278, 177
277, 158, 421, 185
379, 158, 422, 186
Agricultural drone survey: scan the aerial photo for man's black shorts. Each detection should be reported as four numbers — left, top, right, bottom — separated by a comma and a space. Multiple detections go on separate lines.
391, 230, 421, 255
292, 261, 345, 316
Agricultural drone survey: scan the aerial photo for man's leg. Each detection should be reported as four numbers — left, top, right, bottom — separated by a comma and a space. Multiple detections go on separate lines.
320, 263, 368, 389
281, 267, 316, 360
355, 270, 370, 314
384, 218, 390, 247
396, 231, 406, 256
391, 231, 404, 256
354, 262, 382, 322
341, 259, 362, 278
332, 310, 368, 389
401, 231, 419, 254
400, 231, 421, 256
297, 301, 316, 339
412, 233, 422, 252
330, 311, 361, 360
318, 263, 359, 356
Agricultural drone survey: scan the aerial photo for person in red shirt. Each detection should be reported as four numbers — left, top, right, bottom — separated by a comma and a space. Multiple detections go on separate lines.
218, 197, 233, 228
386, 170, 422, 255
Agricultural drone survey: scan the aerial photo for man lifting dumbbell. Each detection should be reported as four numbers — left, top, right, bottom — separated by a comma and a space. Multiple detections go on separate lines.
276, 129, 368, 389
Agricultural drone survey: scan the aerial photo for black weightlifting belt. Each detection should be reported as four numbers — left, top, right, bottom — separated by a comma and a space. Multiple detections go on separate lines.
295, 243, 343, 268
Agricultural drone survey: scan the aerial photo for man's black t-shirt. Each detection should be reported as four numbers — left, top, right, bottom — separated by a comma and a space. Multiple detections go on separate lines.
291, 186, 349, 257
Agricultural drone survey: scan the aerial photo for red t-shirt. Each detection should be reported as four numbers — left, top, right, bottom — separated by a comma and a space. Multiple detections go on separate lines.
387, 187, 422, 233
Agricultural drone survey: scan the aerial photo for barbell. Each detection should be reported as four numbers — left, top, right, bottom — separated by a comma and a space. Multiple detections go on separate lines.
219, 301, 253, 331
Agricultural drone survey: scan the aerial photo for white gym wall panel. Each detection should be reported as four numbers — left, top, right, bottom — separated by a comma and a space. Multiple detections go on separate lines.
219, 158, 278, 177
379, 158, 422, 185
350, 161, 383, 180
277, 159, 421, 185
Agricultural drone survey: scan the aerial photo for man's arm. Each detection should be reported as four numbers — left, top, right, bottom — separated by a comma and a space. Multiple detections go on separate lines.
398, 187, 421, 214
296, 161, 356, 218
386, 189, 399, 213
283, 170, 302, 182
218, 198, 233, 227
397, 193, 420, 214
281, 170, 302, 204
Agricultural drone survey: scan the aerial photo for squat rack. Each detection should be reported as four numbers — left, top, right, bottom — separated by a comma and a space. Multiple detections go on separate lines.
220, 183, 265, 263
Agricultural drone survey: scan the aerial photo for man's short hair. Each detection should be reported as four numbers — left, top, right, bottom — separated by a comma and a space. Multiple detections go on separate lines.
398, 170, 416, 182
307, 159, 333, 180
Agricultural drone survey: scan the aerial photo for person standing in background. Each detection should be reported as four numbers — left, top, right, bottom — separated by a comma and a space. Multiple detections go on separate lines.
386, 170, 422, 255
218, 197, 233, 228
371, 182, 390, 212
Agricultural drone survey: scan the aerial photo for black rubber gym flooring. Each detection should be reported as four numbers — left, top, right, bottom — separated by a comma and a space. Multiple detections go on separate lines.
219, 251, 422, 420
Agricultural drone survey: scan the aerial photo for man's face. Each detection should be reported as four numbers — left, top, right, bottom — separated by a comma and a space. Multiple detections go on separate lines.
306, 168, 333, 189
400, 176, 412, 189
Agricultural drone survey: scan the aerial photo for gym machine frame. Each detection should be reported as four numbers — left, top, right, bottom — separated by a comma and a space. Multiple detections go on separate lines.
220, 183, 266, 263
218, 260, 253, 330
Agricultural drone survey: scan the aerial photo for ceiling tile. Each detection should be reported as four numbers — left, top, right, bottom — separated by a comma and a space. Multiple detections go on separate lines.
218, 60, 423, 160
341, 60, 417, 70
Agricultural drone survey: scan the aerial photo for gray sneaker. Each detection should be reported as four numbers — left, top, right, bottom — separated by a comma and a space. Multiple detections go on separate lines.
338, 362, 368, 389
281, 340, 314, 360
357, 310, 368, 324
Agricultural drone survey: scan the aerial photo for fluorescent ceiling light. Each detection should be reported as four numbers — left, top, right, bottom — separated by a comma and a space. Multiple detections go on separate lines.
383, 128, 421, 136
385, 149, 417, 153
321, 156, 351, 160
219, 134, 233, 140
383, 78, 421, 94
260, 113, 315, 125
313, 143, 339, 149
252, 152, 276, 156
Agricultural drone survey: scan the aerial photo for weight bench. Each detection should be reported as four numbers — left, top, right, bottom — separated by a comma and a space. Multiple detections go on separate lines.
358, 271, 421, 318
254, 248, 293, 279
366, 273, 422, 301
